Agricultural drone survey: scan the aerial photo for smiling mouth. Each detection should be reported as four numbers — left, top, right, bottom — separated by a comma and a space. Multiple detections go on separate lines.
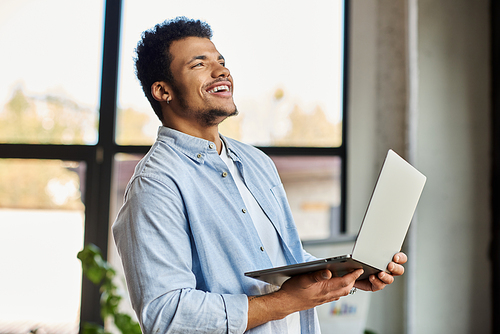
207, 85, 230, 94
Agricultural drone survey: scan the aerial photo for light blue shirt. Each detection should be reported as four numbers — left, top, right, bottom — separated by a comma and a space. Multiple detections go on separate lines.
113, 126, 320, 334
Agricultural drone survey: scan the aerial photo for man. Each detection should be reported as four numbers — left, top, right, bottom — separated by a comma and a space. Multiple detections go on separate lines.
113, 17, 407, 334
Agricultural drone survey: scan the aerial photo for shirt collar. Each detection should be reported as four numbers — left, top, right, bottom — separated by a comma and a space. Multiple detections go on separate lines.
156, 126, 219, 164
220, 134, 241, 163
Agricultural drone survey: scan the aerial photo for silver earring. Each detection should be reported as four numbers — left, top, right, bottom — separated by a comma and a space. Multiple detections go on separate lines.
167, 99, 170, 104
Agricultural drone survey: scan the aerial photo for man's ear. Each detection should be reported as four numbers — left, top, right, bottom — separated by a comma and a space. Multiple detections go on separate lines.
151, 81, 172, 103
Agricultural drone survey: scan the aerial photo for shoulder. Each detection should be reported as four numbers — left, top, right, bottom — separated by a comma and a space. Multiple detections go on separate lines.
124, 140, 183, 197
134, 139, 183, 177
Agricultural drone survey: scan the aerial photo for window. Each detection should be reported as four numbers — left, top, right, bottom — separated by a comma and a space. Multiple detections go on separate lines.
0, 0, 103, 332
0, 160, 85, 333
0, 0, 102, 145
0, 0, 348, 330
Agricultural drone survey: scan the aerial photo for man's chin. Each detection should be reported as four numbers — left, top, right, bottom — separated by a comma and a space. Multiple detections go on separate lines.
227, 107, 239, 118
202, 107, 238, 126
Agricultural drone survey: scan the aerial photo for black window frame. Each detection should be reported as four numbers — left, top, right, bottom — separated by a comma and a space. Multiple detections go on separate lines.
0, 0, 350, 327
491, 0, 500, 331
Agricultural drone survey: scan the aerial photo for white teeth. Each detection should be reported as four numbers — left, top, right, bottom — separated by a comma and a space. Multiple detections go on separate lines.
208, 85, 229, 93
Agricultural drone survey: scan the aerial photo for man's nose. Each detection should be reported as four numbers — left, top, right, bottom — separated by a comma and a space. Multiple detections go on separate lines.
212, 63, 230, 78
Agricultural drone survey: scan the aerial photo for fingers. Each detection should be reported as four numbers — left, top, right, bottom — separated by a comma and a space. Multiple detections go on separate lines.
387, 262, 405, 276
305, 267, 364, 285
300, 268, 363, 291
367, 274, 389, 291
376, 271, 394, 285
355, 271, 395, 292
347, 268, 365, 281
323, 269, 364, 299
293, 269, 330, 289
387, 252, 407, 276
353, 253, 408, 292
393, 252, 408, 264
318, 269, 333, 281
300, 269, 332, 287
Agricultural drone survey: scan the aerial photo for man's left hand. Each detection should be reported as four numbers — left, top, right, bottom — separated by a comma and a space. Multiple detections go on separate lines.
354, 252, 408, 292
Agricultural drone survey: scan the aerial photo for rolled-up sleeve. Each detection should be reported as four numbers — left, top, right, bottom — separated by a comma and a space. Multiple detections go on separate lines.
141, 289, 248, 333
112, 176, 248, 334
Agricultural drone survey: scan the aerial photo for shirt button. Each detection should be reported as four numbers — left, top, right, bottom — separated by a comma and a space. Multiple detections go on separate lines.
209, 143, 215, 149
197, 153, 202, 158
260, 246, 265, 252
222, 172, 228, 178
242, 208, 247, 213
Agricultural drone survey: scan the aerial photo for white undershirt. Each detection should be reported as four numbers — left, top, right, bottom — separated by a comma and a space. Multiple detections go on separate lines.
219, 139, 300, 334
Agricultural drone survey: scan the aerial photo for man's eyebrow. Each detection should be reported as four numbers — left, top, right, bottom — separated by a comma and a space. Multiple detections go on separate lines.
187, 55, 207, 65
187, 54, 225, 65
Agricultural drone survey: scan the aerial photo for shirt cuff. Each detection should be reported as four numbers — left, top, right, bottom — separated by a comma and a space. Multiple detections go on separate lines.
222, 293, 248, 333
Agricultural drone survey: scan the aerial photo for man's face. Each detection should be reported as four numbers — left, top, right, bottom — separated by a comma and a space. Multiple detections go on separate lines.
167, 36, 237, 126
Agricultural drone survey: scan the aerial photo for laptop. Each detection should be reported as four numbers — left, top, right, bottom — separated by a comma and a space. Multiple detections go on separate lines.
245, 149, 427, 287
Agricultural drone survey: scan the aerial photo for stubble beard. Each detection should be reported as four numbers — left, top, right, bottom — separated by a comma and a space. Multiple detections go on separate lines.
200, 107, 239, 126
174, 85, 239, 126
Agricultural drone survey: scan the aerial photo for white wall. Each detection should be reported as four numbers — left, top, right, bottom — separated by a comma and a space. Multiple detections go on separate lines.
341, 0, 491, 333
414, 0, 491, 333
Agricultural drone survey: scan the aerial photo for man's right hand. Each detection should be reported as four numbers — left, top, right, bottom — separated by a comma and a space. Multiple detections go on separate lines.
246, 268, 364, 330
277, 268, 364, 315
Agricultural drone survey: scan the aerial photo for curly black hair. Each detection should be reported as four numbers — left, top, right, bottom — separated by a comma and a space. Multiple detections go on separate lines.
135, 17, 213, 121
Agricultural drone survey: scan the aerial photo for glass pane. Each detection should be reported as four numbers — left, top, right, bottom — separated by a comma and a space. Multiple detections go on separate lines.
0, 0, 103, 145
271, 156, 342, 241
0, 159, 86, 333
108, 154, 144, 331
117, 0, 344, 147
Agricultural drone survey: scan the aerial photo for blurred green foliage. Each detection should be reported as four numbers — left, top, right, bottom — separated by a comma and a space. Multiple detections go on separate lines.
77, 244, 142, 334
